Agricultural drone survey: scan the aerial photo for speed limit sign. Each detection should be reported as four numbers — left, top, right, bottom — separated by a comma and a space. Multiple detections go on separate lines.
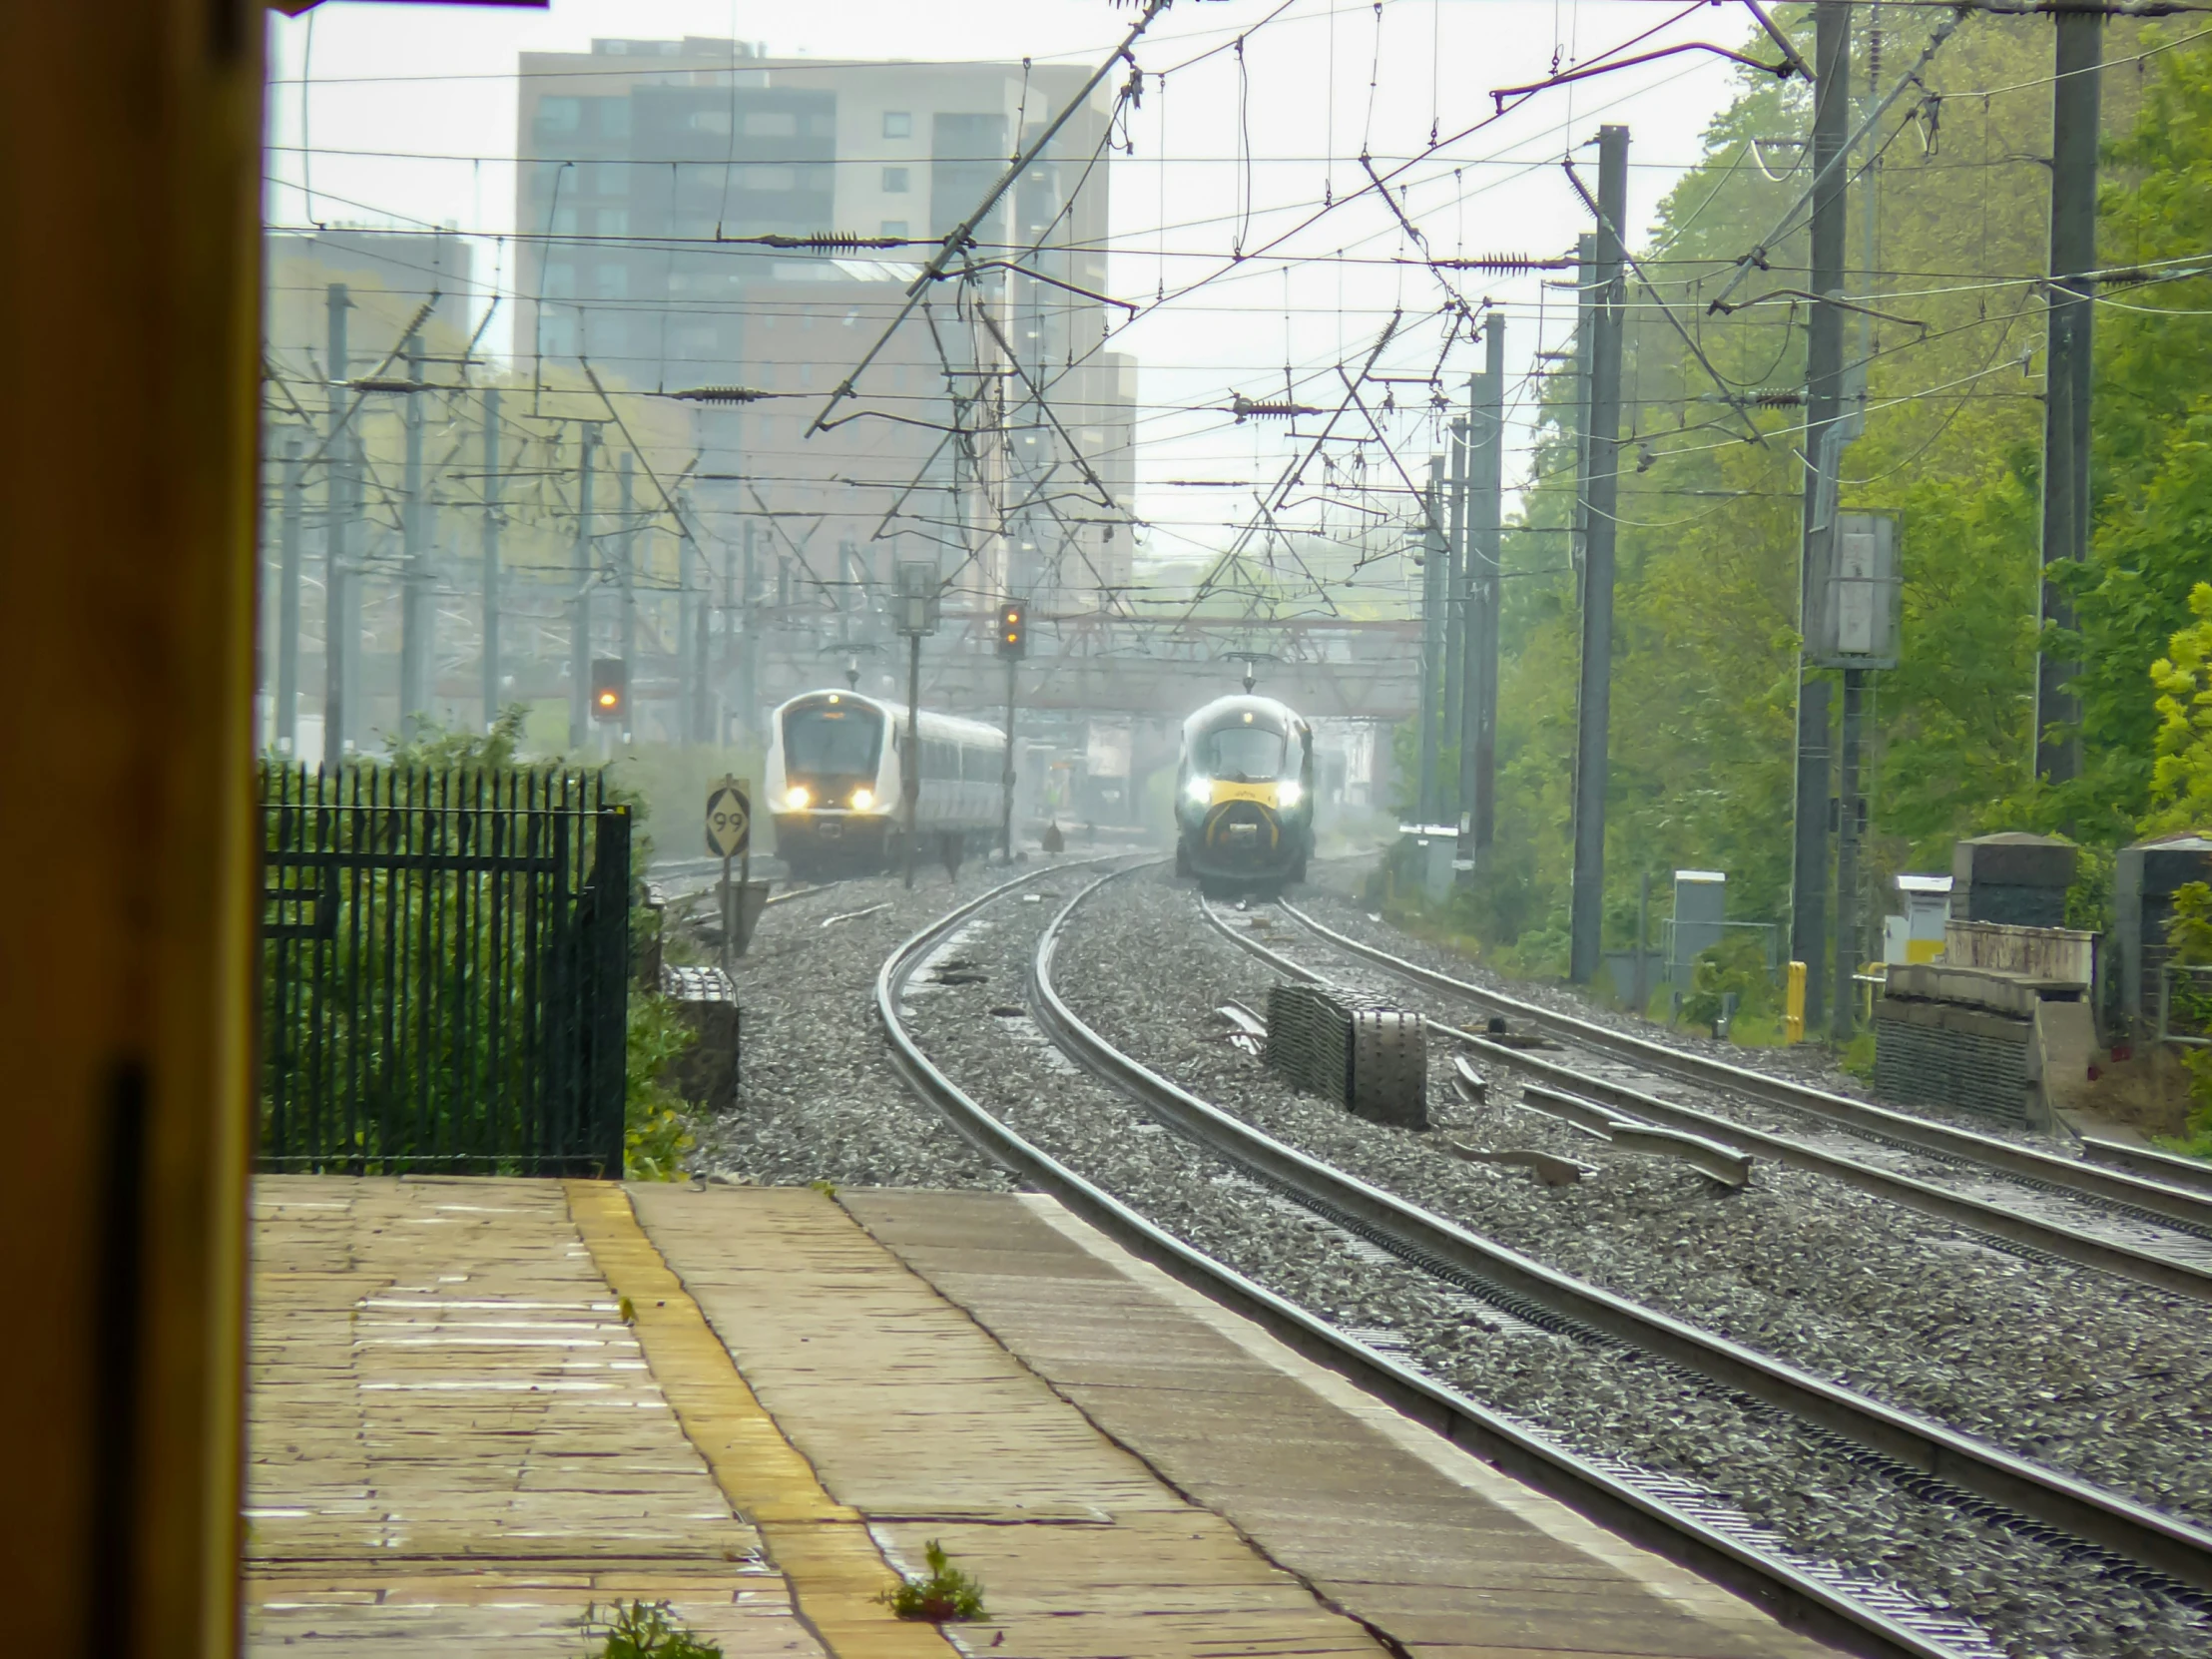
706, 776, 751, 858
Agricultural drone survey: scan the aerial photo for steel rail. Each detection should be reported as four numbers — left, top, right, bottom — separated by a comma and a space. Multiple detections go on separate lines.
1274, 899, 2212, 1238
1206, 899, 2212, 1304
875, 870, 1982, 1659
1013, 878, 2212, 1593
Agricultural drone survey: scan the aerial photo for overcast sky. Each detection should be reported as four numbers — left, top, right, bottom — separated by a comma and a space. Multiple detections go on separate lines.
266, 0, 1768, 563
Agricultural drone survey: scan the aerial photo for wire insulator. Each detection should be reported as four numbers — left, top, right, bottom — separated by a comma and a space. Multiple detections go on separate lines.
1430, 255, 1576, 274
754, 232, 912, 252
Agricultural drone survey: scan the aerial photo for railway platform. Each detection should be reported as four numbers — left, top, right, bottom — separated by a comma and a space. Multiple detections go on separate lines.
247, 1175, 1840, 1658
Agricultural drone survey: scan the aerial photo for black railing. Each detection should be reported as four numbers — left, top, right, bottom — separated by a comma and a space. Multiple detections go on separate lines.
258, 763, 630, 1176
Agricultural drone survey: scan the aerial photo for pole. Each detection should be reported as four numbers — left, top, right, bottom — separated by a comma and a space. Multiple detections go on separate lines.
276, 433, 302, 755
2035, 4, 2102, 786
688, 513, 711, 746
569, 425, 597, 750
1443, 414, 1469, 810
397, 332, 428, 722
618, 450, 636, 742
1791, 4, 1852, 1027
1470, 316, 1504, 852
1571, 235, 1595, 578
737, 522, 754, 742
1636, 867, 1652, 1016
903, 632, 922, 889
1001, 655, 1018, 861
719, 851, 734, 975
1832, 667, 1865, 1038
1568, 125, 1629, 985
481, 386, 501, 729
322, 281, 351, 770
1415, 456, 1446, 825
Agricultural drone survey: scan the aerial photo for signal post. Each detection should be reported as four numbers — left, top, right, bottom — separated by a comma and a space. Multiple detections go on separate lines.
998, 599, 1026, 860
895, 563, 941, 889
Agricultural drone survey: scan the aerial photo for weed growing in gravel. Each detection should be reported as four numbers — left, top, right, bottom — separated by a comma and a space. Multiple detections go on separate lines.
578, 1599, 722, 1658
879, 1540, 987, 1622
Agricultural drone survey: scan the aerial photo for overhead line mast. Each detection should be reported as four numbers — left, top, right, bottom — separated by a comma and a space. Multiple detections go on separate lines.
1568, 127, 1629, 987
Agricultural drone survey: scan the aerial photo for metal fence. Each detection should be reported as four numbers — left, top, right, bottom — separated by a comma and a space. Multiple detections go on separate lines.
2159, 963, 2212, 1048
258, 763, 631, 1176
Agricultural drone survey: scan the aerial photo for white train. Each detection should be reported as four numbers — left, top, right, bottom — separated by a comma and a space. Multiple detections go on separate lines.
765, 689, 1008, 877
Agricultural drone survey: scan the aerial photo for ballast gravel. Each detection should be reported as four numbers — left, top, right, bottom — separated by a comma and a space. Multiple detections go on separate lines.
693, 869, 1014, 1191
1028, 867, 2205, 1659
697, 857, 2209, 1657
1053, 870, 2212, 1530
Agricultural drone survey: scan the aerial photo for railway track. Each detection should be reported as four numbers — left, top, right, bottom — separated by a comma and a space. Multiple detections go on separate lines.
877, 863, 2212, 1659
1200, 896, 2212, 1303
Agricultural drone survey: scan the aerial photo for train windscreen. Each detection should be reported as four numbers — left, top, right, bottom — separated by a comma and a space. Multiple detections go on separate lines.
784, 703, 883, 779
1193, 724, 1288, 782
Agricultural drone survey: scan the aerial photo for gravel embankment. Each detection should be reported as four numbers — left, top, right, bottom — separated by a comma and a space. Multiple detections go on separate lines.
898, 868, 2207, 1659
1051, 869, 2212, 1535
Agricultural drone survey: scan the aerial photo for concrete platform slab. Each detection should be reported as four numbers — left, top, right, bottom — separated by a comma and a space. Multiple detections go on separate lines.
246, 1177, 827, 1657
630, 1186, 1841, 1659
833, 1188, 1844, 1659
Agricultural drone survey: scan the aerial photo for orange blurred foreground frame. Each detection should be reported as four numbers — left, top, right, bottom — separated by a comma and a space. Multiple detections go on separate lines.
1, 1, 262, 1653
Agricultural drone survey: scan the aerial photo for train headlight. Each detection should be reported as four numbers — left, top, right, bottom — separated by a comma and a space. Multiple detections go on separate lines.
1277, 780, 1304, 809
1184, 777, 1212, 807
784, 785, 811, 811
850, 788, 875, 812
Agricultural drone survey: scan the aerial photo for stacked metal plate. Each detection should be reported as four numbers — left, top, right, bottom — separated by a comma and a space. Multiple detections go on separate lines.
1265, 982, 1427, 1129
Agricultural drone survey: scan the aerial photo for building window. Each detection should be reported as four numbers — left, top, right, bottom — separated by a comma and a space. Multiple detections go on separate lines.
743, 109, 799, 138
879, 220, 908, 239
687, 109, 731, 135
599, 99, 632, 139
598, 208, 629, 238
594, 263, 628, 297
542, 261, 576, 296
551, 206, 578, 236
881, 166, 910, 195
537, 97, 581, 134
743, 165, 796, 192
882, 110, 912, 139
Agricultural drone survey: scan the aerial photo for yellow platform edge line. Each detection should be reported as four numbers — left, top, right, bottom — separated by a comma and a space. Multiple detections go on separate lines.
564, 1180, 953, 1659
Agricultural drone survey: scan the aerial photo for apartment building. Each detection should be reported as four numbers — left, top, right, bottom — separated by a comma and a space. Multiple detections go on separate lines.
513, 37, 1135, 634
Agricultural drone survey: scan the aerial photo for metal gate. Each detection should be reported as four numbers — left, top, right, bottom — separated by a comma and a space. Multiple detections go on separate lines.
258, 763, 631, 1176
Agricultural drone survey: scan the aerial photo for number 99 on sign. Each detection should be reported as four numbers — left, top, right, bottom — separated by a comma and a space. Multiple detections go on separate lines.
706, 777, 751, 858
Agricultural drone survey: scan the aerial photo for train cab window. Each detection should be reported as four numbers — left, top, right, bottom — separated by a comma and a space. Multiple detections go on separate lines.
962, 746, 997, 783
784, 703, 882, 779
1194, 724, 1288, 782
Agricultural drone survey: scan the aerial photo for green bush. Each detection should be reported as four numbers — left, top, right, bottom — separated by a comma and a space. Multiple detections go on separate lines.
1679, 933, 1775, 1033
626, 993, 698, 1181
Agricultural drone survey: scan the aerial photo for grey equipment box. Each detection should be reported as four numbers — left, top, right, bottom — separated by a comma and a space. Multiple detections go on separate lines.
1950, 832, 2076, 929
2115, 830, 2212, 1032
1265, 981, 1427, 1129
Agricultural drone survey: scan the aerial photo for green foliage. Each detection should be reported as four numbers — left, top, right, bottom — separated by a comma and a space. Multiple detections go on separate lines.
626, 993, 698, 1182
578, 1599, 723, 1659
2160, 882, 2212, 1158
380, 703, 533, 770
2142, 583, 2212, 832
1679, 933, 1776, 1033
1444, 16, 2208, 973
878, 1540, 987, 1624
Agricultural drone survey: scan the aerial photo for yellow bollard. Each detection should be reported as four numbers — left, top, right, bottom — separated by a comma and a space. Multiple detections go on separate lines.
1785, 961, 1807, 1043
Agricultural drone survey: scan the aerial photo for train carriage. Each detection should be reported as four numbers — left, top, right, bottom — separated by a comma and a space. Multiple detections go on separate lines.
1173, 694, 1316, 889
766, 689, 1007, 878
